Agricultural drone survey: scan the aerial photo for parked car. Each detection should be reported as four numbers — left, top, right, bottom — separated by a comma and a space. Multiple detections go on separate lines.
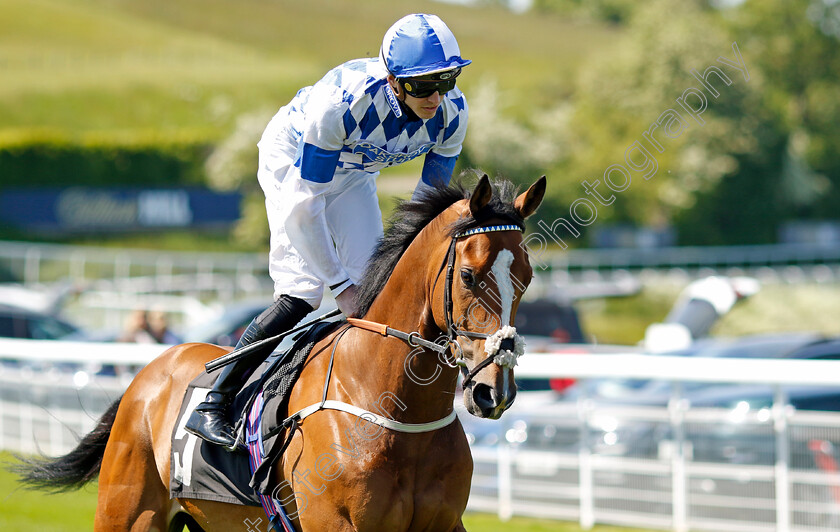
0, 302, 95, 373
0, 302, 86, 340
462, 333, 839, 451
515, 298, 585, 345
564, 331, 825, 402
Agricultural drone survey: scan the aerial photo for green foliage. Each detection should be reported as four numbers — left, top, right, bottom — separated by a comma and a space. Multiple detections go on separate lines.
462, 78, 573, 191
725, 0, 840, 220
3, 0, 839, 247
0, 131, 212, 188
465, 0, 840, 246
568, 1, 774, 228
532, 0, 639, 25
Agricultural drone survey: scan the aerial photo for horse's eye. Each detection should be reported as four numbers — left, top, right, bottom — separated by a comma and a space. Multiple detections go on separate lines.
460, 269, 476, 288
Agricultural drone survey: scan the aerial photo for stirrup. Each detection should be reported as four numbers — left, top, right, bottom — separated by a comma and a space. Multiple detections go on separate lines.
226, 419, 247, 453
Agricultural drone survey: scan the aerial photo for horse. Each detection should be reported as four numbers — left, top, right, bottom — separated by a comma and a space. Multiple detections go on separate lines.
13, 174, 546, 531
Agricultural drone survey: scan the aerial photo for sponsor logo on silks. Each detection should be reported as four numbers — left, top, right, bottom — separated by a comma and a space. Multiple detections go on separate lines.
384, 85, 402, 118
351, 141, 433, 165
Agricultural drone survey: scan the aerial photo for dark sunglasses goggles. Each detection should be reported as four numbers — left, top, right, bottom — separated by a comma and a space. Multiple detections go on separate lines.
398, 68, 461, 98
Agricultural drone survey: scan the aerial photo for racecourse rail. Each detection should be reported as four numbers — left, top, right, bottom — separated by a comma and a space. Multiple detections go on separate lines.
2, 338, 840, 532
3, 239, 840, 289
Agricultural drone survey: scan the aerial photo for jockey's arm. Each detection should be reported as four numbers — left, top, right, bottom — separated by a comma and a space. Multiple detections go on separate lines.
412, 93, 468, 200
412, 151, 458, 200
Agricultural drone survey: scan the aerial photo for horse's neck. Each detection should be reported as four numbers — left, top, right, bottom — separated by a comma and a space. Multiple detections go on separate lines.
355, 215, 458, 419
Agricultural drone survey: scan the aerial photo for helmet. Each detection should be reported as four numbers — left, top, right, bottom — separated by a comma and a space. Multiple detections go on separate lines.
380, 14, 471, 78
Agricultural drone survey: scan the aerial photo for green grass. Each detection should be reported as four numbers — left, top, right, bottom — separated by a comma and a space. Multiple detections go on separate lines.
577, 281, 840, 346
0, 453, 99, 532
712, 283, 840, 338
576, 283, 681, 345
463, 513, 646, 532
0, 0, 618, 139
2, 453, 650, 531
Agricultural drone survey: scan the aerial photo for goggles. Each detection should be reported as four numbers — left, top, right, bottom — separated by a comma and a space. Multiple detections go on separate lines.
398, 68, 461, 99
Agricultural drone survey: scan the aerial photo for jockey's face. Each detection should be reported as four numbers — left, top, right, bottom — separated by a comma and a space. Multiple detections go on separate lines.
388, 75, 442, 120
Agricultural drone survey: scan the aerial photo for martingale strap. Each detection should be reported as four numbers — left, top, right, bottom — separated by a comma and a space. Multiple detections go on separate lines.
269, 323, 456, 436
277, 224, 527, 437
347, 318, 449, 354
288, 400, 457, 433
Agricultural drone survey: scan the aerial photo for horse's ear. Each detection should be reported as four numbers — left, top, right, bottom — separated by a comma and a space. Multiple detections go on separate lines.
514, 176, 546, 219
469, 174, 493, 217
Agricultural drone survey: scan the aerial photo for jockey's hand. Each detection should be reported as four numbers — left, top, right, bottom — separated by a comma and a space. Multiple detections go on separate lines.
335, 284, 360, 318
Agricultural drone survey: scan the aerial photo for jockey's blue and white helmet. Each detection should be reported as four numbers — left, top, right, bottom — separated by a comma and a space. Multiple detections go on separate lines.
381, 14, 471, 78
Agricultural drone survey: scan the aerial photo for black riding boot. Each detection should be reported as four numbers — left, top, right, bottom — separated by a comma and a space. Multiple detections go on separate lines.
184, 295, 313, 449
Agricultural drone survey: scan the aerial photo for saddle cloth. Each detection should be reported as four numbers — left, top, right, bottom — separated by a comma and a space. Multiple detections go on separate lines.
168, 321, 337, 505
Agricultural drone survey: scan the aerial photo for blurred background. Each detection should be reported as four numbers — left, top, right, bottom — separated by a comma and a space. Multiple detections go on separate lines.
2, 0, 840, 531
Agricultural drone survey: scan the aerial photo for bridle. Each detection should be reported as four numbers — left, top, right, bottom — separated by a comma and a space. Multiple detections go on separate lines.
255, 221, 530, 453
439, 223, 526, 387
349, 221, 527, 388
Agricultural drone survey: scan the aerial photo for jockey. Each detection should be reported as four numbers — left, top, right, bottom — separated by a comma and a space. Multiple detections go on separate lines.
186, 13, 471, 448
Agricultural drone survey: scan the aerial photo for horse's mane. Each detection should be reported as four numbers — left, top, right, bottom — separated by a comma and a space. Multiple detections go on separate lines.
354, 177, 524, 318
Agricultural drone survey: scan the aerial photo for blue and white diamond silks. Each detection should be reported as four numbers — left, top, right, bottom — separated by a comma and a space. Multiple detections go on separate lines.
276, 57, 467, 187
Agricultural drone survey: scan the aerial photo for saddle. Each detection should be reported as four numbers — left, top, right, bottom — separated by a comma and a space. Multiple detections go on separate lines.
169, 320, 338, 506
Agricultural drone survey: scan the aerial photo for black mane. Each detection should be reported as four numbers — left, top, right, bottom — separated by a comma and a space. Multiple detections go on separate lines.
354, 177, 523, 318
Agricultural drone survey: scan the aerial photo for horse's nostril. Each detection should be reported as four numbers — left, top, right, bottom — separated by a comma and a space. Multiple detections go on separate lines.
471, 383, 497, 410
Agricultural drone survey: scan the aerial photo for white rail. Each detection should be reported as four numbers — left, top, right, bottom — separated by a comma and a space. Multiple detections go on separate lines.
3, 338, 840, 385
516, 353, 840, 386
3, 339, 840, 532
0, 337, 169, 365
3, 240, 839, 290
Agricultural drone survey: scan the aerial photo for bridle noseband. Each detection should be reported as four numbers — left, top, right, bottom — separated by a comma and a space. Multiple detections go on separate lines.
440, 223, 526, 387
348, 222, 528, 389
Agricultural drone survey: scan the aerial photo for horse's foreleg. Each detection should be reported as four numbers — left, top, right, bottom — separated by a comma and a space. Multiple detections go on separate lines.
452, 519, 468, 532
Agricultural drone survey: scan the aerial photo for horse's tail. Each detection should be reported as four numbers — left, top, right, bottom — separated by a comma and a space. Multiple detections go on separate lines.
9, 396, 122, 492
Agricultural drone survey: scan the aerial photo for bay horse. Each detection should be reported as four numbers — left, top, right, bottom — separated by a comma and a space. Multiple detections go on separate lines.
13, 174, 545, 531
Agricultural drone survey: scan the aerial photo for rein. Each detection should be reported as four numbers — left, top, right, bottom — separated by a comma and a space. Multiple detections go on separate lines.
275, 224, 528, 440
350, 223, 528, 387
280, 324, 456, 435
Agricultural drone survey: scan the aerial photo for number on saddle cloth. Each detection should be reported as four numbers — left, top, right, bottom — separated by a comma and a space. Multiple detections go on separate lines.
168, 321, 338, 509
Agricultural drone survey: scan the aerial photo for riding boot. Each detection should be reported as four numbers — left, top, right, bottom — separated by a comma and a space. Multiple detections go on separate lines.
184, 295, 313, 449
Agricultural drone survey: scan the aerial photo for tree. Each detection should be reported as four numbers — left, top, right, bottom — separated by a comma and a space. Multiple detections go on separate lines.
560, 0, 788, 244
204, 109, 273, 249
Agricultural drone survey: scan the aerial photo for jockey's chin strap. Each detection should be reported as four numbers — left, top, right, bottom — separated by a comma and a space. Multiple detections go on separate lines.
348, 223, 527, 388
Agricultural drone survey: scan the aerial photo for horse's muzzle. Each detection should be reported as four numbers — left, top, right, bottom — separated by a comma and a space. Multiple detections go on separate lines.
463, 380, 516, 420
